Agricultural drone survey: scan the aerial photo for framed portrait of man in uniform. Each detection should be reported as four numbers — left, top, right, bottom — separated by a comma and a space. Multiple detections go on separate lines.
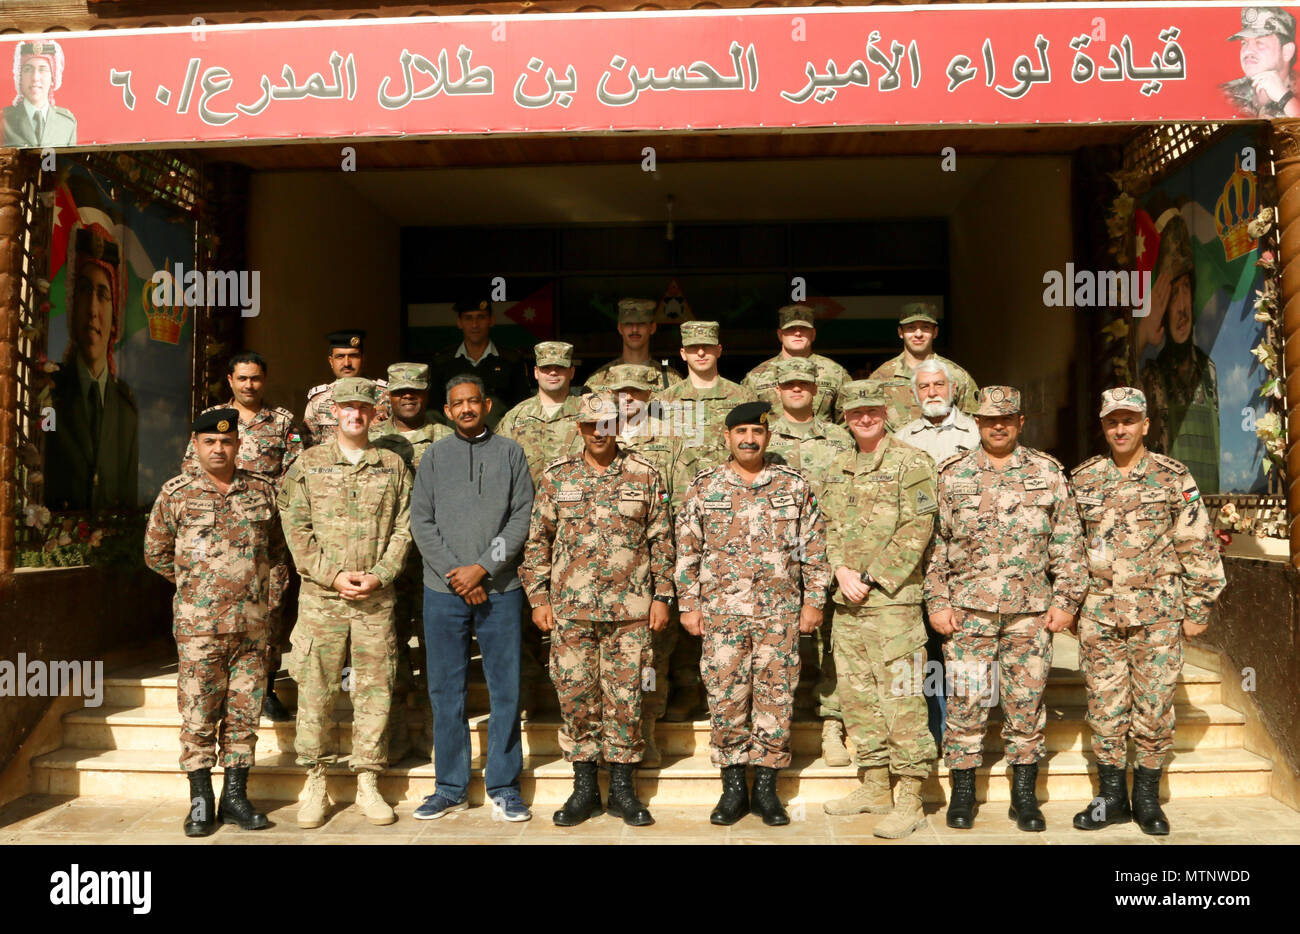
2, 39, 77, 148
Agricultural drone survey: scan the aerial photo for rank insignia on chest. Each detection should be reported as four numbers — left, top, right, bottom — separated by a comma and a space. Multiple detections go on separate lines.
703, 500, 731, 511
769, 493, 796, 509
555, 490, 584, 504
1022, 477, 1049, 491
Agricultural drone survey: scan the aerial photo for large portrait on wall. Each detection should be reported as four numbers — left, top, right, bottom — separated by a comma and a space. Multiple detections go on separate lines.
1, 39, 76, 148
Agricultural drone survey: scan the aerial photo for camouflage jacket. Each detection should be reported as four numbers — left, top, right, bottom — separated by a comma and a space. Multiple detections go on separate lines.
1071, 450, 1226, 627
868, 352, 979, 431
369, 417, 453, 472
743, 352, 850, 421
618, 416, 684, 505
924, 445, 1088, 615
302, 380, 391, 448
144, 469, 286, 638
585, 355, 683, 392
675, 459, 830, 618
1221, 74, 1296, 117
181, 402, 304, 481
277, 440, 413, 597
496, 393, 585, 486
657, 376, 756, 453
520, 449, 675, 620
765, 414, 856, 499
821, 435, 937, 608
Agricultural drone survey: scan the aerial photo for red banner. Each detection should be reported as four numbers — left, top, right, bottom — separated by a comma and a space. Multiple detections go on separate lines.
2, 3, 1293, 148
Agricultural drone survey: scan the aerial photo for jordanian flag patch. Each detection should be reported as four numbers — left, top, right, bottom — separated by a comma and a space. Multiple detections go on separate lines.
1183, 487, 1200, 504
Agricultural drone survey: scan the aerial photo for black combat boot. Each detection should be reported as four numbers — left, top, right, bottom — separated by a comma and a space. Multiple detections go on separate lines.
218, 766, 269, 830
1008, 762, 1046, 832
261, 675, 292, 722
1073, 763, 1132, 830
183, 768, 216, 837
606, 763, 653, 827
709, 765, 750, 825
750, 766, 790, 826
1132, 765, 1170, 835
945, 768, 976, 829
553, 761, 603, 826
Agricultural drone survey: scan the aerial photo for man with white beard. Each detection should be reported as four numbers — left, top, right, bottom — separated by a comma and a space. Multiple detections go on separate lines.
894, 359, 979, 463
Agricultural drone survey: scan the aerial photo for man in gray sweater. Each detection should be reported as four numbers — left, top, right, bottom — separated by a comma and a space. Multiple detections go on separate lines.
410, 374, 535, 821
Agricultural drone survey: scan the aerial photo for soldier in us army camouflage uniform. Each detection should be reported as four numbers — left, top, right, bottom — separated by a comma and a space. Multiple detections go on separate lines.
743, 304, 851, 422
145, 409, 284, 837
584, 298, 684, 392
819, 381, 938, 839
519, 392, 675, 827
1220, 8, 1300, 118
1070, 388, 1226, 836
868, 303, 979, 432
279, 377, 413, 829
302, 330, 391, 447
924, 386, 1088, 833
677, 401, 830, 826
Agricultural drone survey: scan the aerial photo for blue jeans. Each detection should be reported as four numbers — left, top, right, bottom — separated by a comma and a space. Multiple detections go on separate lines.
424, 587, 524, 800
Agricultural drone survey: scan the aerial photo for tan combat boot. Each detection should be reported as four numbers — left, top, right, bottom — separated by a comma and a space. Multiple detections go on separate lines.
821, 719, 851, 767
823, 766, 893, 815
355, 771, 397, 825
641, 712, 662, 768
297, 764, 331, 829
873, 775, 927, 839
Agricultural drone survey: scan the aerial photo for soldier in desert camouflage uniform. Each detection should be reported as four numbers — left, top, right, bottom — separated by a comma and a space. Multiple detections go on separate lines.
819, 381, 938, 838
676, 401, 830, 826
868, 303, 979, 432
145, 408, 283, 837
1220, 8, 1299, 118
924, 386, 1087, 832
584, 298, 684, 392
1070, 387, 1226, 836
520, 392, 675, 827
302, 330, 390, 447
743, 304, 850, 421
279, 377, 413, 829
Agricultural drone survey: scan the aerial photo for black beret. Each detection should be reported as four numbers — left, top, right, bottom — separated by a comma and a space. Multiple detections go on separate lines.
327, 330, 366, 349
453, 298, 493, 315
193, 408, 239, 435
725, 401, 772, 429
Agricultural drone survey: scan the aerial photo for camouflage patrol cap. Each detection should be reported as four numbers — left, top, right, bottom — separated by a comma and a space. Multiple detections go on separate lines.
576, 391, 620, 424
617, 298, 658, 324
777, 304, 816, 329
1154, 214, 1194, 283
1230, 6, 1295, 42
774, 356, 819, 384
332, 377, 379, 407
899, 302, 940, 326
974, 385, 1021, 417
838, 379, 888, 411
1099, 386, 1148, 418
605, 363, 659, 392
386, 363, 429, 393
193, 408, 238, 435
534, 341, 575, 367
680, 320, 720, 346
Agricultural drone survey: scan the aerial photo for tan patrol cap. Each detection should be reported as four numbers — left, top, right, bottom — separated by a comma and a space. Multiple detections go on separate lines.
974, 386, 1021, 417
534, 341, 574, 368
1099, 386, 1148, 418
386, 363, 429, 393
576, 391, 620, 424
680, 320, 720, 346
605, 363, 659, 392
777, 304, 816, 329
899, 302, 940, 326
839, 379, 888, 411
774, 357, 818, 384
332, 377, 379, 406
617, 298, 658, 324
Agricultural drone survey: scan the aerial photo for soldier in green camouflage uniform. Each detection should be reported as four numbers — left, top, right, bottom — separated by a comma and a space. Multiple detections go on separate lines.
585, 298, 684, 392
743, 304, 851, 422
279, 377, 413, 829
676, 401, 830, 826
520, 392, 676, 826
868, 303, 979, 432
818, 381, 938, 838
1220, 8, 1299, 117
924, 386, 1088, 832
302, 330, 391, 447
1070, 387, 1226, 835
145, 409, 283, 836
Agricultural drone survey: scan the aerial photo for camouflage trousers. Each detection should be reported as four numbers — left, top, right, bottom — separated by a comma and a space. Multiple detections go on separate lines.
551, 616, 651, 763
700, 613, 801, 769
942, 610, 1052, 770
175, 630, 267, 772
293, 589, 398, 773
832, 603, 936, 778
1079, 616, 1183, 770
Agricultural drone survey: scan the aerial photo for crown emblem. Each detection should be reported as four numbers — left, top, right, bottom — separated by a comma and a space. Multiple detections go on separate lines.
1215, 155, 1257, 262
142, 257, 187, 345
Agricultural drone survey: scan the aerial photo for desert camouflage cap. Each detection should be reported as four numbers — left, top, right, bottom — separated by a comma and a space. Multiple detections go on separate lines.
1155, 214, 1194, 283
1099, 386, 1148, 418
386, 363, 429, 393
605, 363, 659, 392
534, 341, 574, 367
774, 357, 819, 384
1230, 6, 1295, 42
975, 385, 1021, 417
777, 304, 816, 329
193, 408, 238, 435
617, 298, 658, 324
680, 320, 720, 346
332, 377, 379, 407
899, 302, 940, 326
839, 379, 889, 410
576, 391, 620, 424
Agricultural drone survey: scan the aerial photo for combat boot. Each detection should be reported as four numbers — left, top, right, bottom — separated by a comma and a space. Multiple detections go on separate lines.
945, 767, 976, 829
640, 712, 662, 768
820, 718, 851, 767
261, 676, 293, 723
874, 775, 927, 839
297, 764, 331, 829
553, 761, 603, 826
1008, 763, 1046, 832
1132, 765, 1170, 835
183, 768, 217, 837
750, 766, 790, 826
1073, 763, 1132, 830
709, 764, 750, 825
607, 763, 654, 827
355, 771, 397, 825
824, 765, 892, 815
217, 766, 269, 830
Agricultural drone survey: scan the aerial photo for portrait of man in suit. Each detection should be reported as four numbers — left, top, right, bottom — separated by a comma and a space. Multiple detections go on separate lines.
45, 224, 138, 511
2, 39, 77, 148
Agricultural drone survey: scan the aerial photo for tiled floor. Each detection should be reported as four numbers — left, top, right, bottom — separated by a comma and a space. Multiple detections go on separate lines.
2, 794, 1298, 845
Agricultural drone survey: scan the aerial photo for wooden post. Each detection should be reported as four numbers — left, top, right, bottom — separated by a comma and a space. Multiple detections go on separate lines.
0, 149, 29, 576
1273, 120, 1300, 568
